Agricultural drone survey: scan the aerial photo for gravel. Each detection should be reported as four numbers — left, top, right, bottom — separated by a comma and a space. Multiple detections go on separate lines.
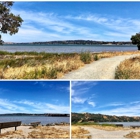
61, 54, 140, 79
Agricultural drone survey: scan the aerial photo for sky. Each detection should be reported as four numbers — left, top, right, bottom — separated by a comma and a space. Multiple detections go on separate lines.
2, 1, 140, 42
0, 81, 70, 114
72, 81, 140, 116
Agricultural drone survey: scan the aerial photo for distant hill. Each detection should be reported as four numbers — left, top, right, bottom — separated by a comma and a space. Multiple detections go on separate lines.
0, 113, 69, 117
4, 40, 132, 45
72, 113, 140, 123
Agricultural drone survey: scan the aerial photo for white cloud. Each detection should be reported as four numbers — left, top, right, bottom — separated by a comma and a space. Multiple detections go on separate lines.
72, 97, 87, 104
14, 99, 69, 113
0, 98, 69, 114
88, 101, 96, 107
95, 102, 140, 116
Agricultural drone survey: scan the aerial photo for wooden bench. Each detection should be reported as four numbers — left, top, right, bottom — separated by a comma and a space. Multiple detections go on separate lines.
30, 122, 41, 127
115, 124, 123, 127
130, 125, 140, 129
0, 121, 21, 133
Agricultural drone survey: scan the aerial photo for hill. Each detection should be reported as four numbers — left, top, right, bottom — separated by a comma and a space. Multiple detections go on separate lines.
72, 113, 140, 123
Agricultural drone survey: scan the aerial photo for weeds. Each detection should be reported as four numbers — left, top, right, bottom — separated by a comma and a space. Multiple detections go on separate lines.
115, 56, 140, 79
0, 50, 140, 79
80, 52, 91, 64
93, 54, 99, 61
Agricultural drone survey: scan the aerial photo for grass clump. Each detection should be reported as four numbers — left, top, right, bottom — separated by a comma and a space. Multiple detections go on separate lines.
93, 54, 99, 61
72, 126, 91, 139
115, 56, 140, 79
80, 52, 92, 64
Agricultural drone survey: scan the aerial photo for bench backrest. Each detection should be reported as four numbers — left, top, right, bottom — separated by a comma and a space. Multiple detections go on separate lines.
0, 121, 21, 129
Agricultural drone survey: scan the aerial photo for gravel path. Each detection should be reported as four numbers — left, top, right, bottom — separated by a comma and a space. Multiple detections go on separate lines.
62, 54, 140, 79
81, 126, 140, 139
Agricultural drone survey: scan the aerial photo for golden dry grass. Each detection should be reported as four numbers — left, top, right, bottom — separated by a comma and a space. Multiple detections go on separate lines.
115, 56, 140, 79
0, 126, 70, 139
71, 126, 91, 139
125, 131, 140, 138
0, 130, 26, 139
0, 51, 140, 79
28, 126, 70, 139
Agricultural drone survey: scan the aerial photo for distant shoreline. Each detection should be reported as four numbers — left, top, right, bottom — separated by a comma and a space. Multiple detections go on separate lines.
3, 40, 133, 46
0, 113, 70, 117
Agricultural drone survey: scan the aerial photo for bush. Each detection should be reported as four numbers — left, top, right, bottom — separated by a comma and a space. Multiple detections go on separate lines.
94, 54, 99, 61
80, 52, 91, 64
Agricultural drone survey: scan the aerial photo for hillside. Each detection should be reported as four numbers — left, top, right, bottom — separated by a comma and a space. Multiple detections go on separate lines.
72, 113, 140, 123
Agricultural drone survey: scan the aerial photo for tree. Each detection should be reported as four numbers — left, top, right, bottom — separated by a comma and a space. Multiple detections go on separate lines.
131, 33, 140, 50
0, 2, 23, 44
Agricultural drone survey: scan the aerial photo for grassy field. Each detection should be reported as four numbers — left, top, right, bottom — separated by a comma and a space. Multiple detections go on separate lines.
0, 50, 140, 79
115, 56, 140, 79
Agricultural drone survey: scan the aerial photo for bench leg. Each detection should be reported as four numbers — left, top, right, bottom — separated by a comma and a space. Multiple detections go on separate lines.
0, 129, 1, 134
15, 126, 17, 131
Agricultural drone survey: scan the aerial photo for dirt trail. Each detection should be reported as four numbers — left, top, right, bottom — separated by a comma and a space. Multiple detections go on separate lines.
62, 54, 140, 79
81, 126, 140, 139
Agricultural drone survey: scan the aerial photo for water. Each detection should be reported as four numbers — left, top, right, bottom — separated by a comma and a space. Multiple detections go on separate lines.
100, 122, 140, 127
0, 116, 70, 125
0, 44, 137, 53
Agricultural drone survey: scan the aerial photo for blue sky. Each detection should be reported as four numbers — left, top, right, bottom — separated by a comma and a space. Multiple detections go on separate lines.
0, 81, 70, 114
2, 2, 140, 42
72, 81, 140, 116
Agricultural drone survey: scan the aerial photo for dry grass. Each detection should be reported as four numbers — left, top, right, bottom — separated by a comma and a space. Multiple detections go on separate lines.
115, 56, 140, 79
0, 51, 140, 79
125, 131, 140, 138
98, 51, 140, 59
0, 54, 84, 79
28, 126, 70, 139
71, 126, 91, 139
0, 126, 70, 139
0, 130, 26, 139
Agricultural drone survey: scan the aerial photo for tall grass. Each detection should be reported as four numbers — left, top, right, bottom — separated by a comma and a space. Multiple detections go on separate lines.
0, 50, 140, 79
80, 52, 92, 64
115, 56, 140, 79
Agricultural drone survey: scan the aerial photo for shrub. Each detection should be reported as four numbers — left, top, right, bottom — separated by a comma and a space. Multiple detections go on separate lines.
94, 54, 99, 61
80, 52, 91, 64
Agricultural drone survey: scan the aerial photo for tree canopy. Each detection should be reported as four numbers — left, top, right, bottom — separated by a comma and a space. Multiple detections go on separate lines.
0, 1, 23, 44
131, 33, 140, 50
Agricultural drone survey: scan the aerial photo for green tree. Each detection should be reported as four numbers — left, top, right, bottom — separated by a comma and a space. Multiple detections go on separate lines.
0, 2, 23, 44
131, 33, 140, 50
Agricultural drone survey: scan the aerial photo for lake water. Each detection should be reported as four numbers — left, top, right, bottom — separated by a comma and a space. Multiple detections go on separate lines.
1, 44, 137, 53
0, 116, 70, 125
100, 122, 140, 127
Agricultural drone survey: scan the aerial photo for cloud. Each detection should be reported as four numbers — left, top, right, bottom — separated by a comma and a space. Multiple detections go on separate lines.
14, 99, 69, 113
95, 102, 140, 116
0, 98, 69, 114
88, 101, 96, 107
71, 81, 98, 97
72, 97, 87, 104
0, 98, 29, 113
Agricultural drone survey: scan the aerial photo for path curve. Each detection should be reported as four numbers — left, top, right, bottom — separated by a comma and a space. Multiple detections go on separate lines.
61, 54, 140, 79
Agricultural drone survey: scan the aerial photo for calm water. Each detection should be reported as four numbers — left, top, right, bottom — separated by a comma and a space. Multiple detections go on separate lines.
100, 122, 140, 127
0, 116, 70, 125
1, 44, 137, 53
